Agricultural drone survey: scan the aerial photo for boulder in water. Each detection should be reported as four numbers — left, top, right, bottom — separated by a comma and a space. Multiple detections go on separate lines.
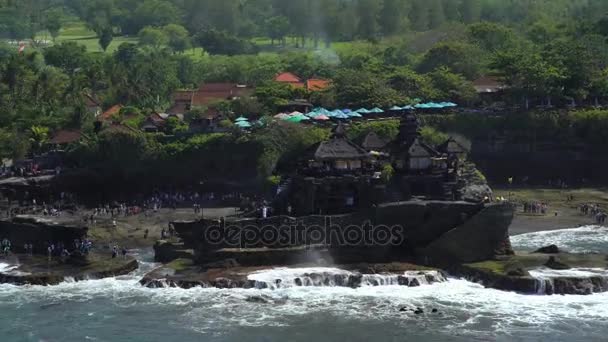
409, 278, 421, 287
545, 256, 570, 270
534, 245, 560, 254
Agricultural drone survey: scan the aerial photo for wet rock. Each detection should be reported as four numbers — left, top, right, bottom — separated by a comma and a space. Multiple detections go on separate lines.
545, 256, 570, 270
432, 308, 438, 313
534, 245, 560, 254
294, 277, 303, 286
409, 278, 421, 287
414, 308, 424, 315
213, 277, 236, 288
397, 276, 410, 286
348, 274, 362, 288
506, 268, 527, 277
399, 307, 408, 312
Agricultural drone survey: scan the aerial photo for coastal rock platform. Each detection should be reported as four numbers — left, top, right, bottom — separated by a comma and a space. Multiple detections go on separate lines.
453, 252, 608, 295
139, 260, 447, 289
0, 254, 138, 286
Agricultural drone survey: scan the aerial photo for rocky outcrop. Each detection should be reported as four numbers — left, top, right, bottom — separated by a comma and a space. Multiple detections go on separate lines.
534, 245, 560, 254
153, 241, 194, 263
417, 203, 515, 265
0, 257, 138, 286
171, 200, 512, 266
0, 216, 88, 254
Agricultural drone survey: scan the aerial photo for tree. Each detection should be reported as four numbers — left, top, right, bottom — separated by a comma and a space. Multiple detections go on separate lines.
468, 22, 516, 52
29, 125, 49, 154
428, 0, 446, 29
163, 24, 191, 52
264, 16, 290, 46
409, 0, 430, 31
99, 27, 114, 52
379, 0, 406, 36
356, 0, 381, 41
333, 69, 404, 108
417, 41, 483, 79
460, 0, 481, 24
388, 67, 437, 100
45, 8, 63, 42
427, 67, 478, 104
138, 26, 168, 49
44, 42, 89, 72
133, 0, 180, 33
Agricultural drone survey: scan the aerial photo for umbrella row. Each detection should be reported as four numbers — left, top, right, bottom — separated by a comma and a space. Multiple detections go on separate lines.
238, 101, 459, 126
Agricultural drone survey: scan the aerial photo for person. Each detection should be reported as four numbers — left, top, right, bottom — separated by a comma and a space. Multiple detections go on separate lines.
144, 229, 149, 239
47, 245, 52, 260
112, 219, 117, 228
121, 247, 128, 259
111, 246, 118, 259
161, 228, 166, 239
28, 243, 33, 256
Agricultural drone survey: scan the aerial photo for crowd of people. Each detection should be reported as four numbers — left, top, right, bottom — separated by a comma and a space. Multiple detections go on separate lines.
580, 203, 608, 224
523, 202, 549, 215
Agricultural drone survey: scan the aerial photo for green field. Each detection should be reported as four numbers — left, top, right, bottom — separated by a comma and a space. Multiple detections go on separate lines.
35, 22, 138, 53
25, 21, 373, 60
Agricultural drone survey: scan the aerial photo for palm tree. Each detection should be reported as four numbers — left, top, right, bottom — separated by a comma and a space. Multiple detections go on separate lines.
29, 125, 49, 155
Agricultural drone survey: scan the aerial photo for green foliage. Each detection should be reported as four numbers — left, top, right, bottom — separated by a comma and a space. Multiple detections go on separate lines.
347, 120, 400, 141
420, 126, 448, 146
381, 164, 395, 183
98, 27, 113, 52
138, 26, 168, 49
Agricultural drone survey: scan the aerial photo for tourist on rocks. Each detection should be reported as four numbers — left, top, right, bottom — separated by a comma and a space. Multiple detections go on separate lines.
2, 238, 11, 256
28, 243, 33, 256
111, 246, 118, 259
47, 245, 53, 260
121, 247, 128, 259
144, 229, 149, 239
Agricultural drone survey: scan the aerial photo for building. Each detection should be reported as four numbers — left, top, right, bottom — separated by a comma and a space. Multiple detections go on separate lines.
284, 113, 468, 215
97, 105, 123, 122
275, 72, 331, 92
48, 130, 84, 146
275, 72, 305, 88
166, 83, 253, 119
473, 76, 507, 104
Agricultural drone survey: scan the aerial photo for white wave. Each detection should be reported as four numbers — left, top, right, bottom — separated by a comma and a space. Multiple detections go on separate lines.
511, 225, 608, 253
530, 268, 608, 278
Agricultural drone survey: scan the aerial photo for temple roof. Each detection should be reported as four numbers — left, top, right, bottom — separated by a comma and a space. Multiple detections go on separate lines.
307, 123, 369, 161
437, 137, 468, 155
359, 131, 388, 152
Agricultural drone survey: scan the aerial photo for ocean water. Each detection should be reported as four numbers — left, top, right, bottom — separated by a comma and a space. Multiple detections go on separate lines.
0, 227, 607, 342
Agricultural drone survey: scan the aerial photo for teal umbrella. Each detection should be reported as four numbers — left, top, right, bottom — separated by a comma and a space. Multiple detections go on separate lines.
370, 107, 384, 113
235, 116, 248, 122
286, 116, 305, 123
390, 106, 403, 111
348, 112, 363, 118
355, 108, 370, 114
235, 121, 252, 128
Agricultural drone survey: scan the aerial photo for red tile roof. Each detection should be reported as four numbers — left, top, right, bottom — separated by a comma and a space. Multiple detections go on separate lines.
98, 105, 123, 121
275, 72, 302, 83
307, 78, 331, 91
49, 130, 83, 145
190, 83, 252, 107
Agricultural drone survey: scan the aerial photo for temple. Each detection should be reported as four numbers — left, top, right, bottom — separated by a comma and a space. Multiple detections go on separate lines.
281, 113, 472, 215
